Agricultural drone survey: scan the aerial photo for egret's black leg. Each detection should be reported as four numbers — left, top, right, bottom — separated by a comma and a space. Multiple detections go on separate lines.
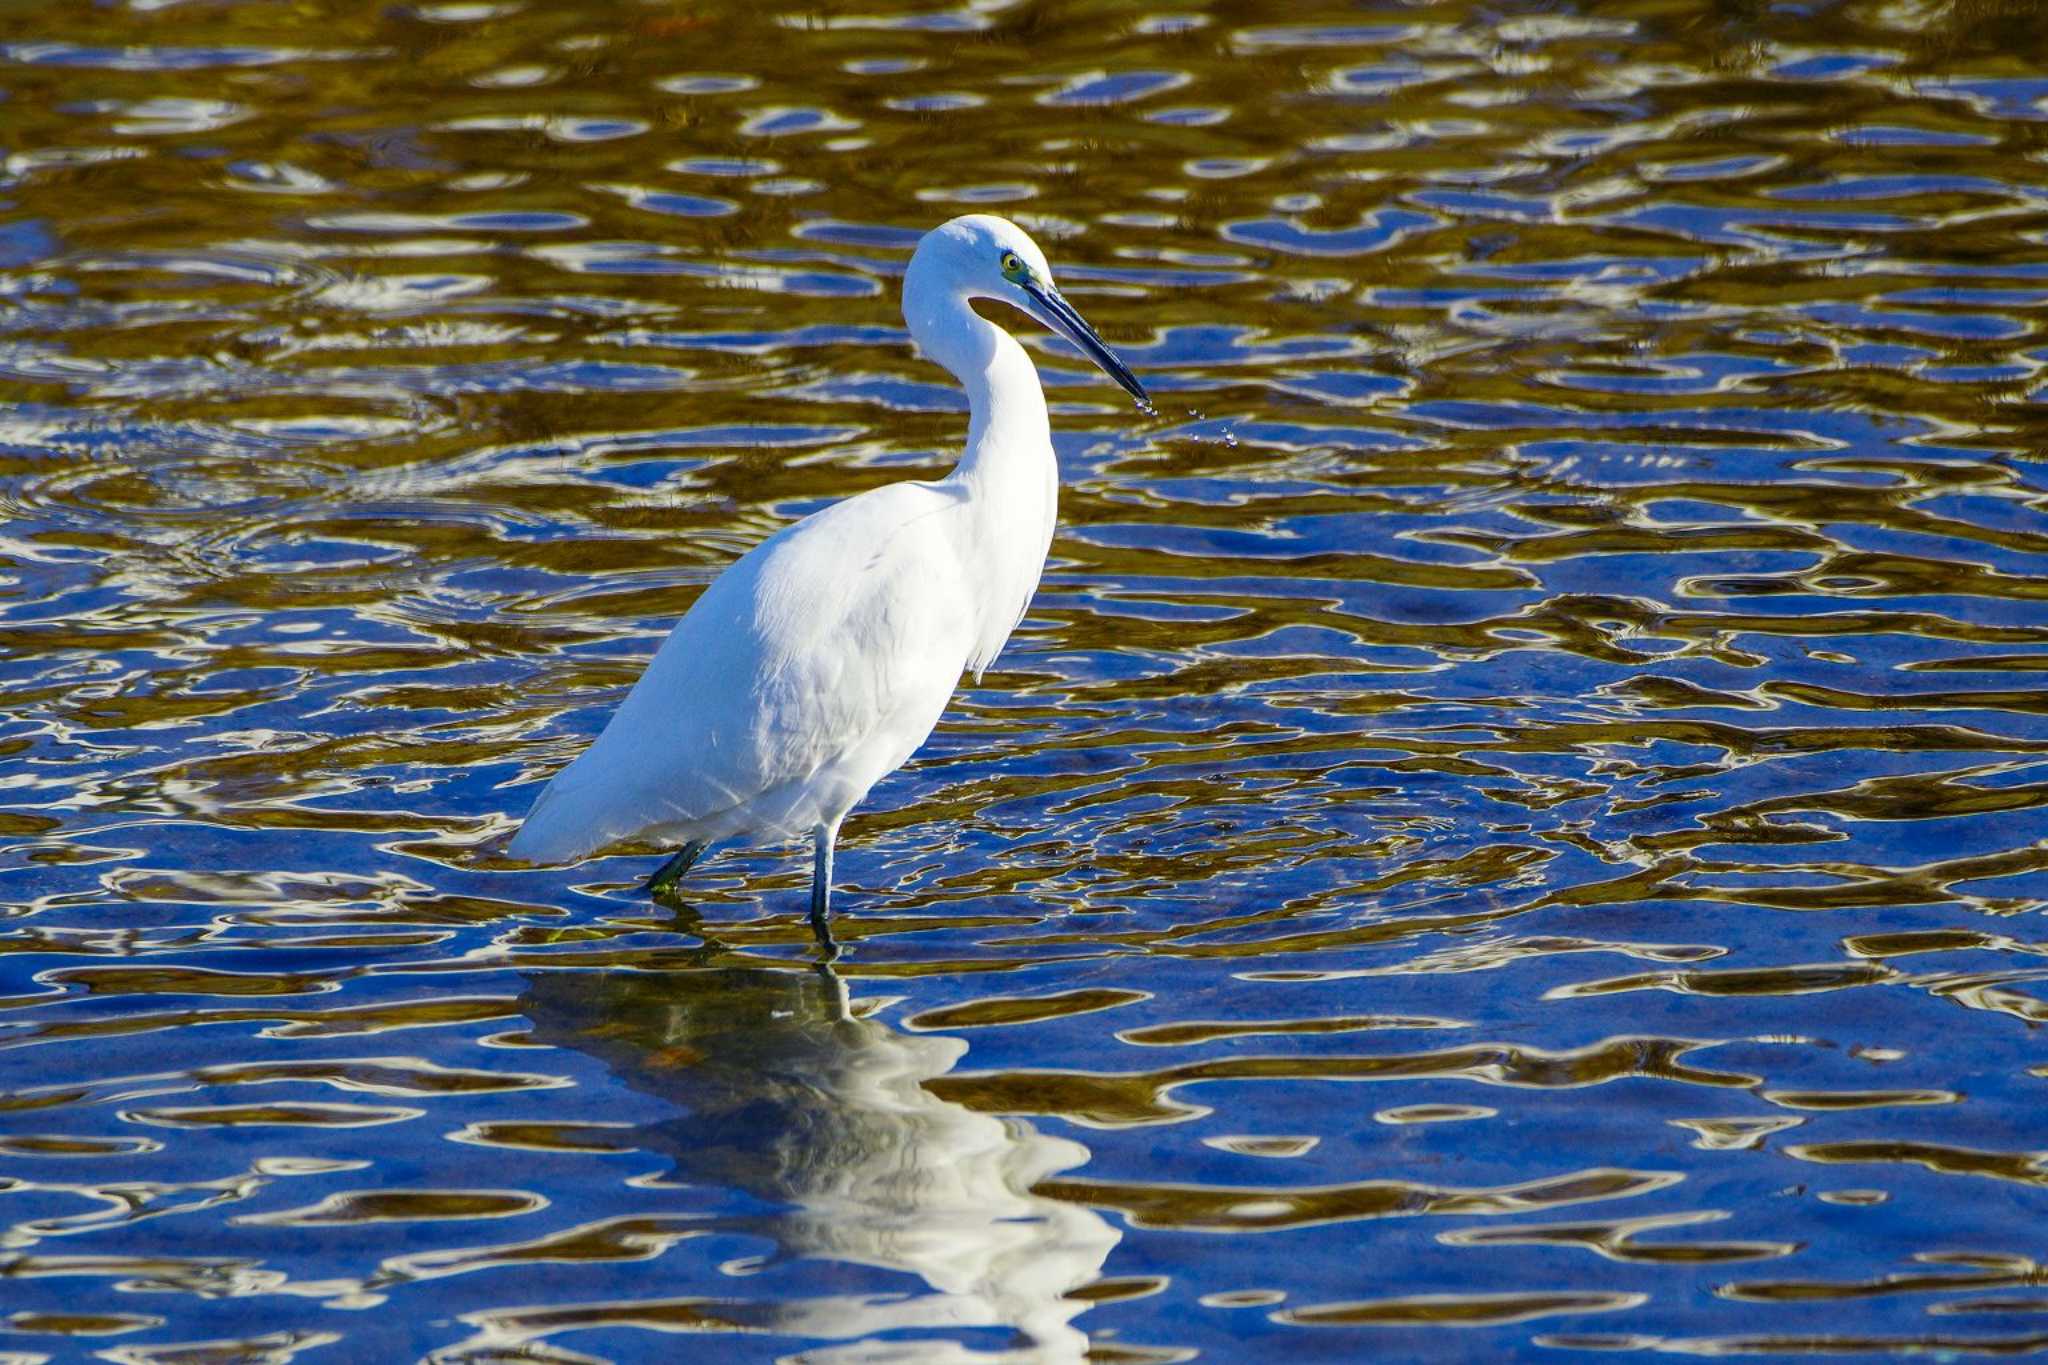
644, 840, 707, 899
809, 822, 840, 960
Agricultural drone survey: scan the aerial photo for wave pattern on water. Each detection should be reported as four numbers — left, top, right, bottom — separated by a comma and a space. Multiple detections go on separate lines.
2, 0, 2047, 1359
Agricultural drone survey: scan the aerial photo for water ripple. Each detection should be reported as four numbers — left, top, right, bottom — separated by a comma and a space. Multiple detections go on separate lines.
1, 0, 2046, 1359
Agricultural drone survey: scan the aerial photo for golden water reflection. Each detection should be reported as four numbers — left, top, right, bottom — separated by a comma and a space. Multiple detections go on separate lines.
4, 0, 2048, 1356
489, 963, 1120, 1361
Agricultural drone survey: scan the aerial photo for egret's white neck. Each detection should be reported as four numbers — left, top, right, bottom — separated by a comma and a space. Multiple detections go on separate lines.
902, 270, 1051, 480
901, 255, 1059, 676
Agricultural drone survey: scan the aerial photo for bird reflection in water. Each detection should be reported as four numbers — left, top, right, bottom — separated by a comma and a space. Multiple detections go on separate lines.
517, 957, 1119, 1361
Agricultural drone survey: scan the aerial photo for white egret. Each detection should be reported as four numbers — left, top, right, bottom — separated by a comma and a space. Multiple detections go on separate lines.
508, 214, 1148, 946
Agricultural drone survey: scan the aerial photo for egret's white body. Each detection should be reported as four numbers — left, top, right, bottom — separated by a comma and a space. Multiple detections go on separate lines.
509, 215, 1146, 938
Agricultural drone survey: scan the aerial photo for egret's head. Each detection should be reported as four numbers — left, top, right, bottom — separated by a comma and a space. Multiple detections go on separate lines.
913, 213, 1149, 408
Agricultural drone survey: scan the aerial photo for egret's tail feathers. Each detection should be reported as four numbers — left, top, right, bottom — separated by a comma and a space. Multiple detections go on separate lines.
505, 765, 617, 865
506, 798, 587, 865
507, 752, 732, 866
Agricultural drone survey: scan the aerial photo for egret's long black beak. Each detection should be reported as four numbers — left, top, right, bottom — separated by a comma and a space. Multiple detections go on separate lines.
1020, 279, 1149, 409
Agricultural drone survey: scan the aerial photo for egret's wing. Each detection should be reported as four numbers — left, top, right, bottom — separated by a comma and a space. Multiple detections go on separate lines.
509, 481, 975, 862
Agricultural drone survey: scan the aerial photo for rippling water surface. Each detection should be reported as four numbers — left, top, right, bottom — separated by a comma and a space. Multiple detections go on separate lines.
4, 0, 2048, 1358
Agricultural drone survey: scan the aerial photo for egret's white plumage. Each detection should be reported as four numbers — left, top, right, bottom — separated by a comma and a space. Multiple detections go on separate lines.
509, 214, 1147, 940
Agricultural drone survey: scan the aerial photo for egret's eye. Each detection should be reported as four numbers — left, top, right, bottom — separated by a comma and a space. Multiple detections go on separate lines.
999, 250, 1028, 282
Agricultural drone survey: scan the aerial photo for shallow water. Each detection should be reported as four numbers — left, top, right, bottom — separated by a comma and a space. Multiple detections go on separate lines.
3, 0, 2048, 1359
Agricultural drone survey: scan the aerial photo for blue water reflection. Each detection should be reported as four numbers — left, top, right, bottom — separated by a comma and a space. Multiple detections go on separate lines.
3, 0, 2048, 1359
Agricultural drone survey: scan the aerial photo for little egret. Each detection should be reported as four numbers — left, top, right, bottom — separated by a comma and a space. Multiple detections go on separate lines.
508, 214, 1148, 947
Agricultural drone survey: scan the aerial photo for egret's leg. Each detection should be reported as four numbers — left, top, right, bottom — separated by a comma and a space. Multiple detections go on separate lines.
644, 840, 707, 899
808, 821, 840, 959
